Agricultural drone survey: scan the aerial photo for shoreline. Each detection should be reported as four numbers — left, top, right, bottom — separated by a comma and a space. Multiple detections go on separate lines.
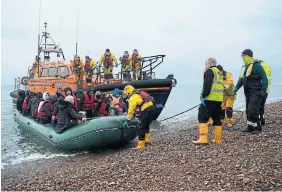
2, 101, 282, 190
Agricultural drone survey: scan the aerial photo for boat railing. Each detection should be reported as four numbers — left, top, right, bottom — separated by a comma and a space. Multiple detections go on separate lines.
118, 54, 165, 82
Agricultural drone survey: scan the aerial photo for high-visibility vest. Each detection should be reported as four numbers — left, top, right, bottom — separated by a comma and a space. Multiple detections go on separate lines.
205, 67, 224, 102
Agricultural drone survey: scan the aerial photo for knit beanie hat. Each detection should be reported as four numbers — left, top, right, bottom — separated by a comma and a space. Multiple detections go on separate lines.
242, 49, 253, 57
65, 95, 74, 105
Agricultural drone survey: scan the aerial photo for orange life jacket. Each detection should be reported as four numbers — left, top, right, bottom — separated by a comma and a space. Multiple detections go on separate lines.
132, 54, 140, 64
37, 100, 54, 119
121, 55, 130, 65
73, 59, 81, 68
110, 95, 121, 109
103, 54, 113, 68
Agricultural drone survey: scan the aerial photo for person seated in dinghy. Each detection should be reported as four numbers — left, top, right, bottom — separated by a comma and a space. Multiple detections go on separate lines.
51, 95, 59, 127
22, 90, 34, 116
59, 87, 79, 112
99, 93, 111, 116
109, 88, 123, 116
54, 95, 87, 134
92, 90, 103, 117
16, 90, 26, 113
38, 93, 58, 124
80, 89, 96, 118
30, 92, 43, 121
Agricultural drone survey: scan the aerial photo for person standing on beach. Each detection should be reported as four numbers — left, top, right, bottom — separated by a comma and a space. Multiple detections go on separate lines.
258, 60, 271, 126
216, 65, 236, 128
122, 85, 156, 149
193, 57, 224, 144
234, 49, 268, 134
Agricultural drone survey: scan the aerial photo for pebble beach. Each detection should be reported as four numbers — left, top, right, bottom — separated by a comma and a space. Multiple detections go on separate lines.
2, 101, 282, 191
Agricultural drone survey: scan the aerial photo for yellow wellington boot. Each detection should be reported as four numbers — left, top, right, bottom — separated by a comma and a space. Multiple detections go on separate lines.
213, 126, 222, 144
192, 123, 208, 144
227, 118, 234, 128
145, 133, 150, 144
135, 140, 145, 149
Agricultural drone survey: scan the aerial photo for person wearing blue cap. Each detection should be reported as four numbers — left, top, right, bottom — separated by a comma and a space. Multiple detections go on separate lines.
109, 88, 123, 116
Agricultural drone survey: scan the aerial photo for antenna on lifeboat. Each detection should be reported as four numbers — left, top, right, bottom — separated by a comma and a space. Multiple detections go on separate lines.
75, 0, 80, 55
37, 0, 42, 78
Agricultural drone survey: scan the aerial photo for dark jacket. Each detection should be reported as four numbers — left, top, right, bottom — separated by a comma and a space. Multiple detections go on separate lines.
16, 90, 26, 112
201, 67, 215, 98
52, 102, 59, 117
55, 100, 83, 134
235, 61, 268, 94
30, 93, 43, 118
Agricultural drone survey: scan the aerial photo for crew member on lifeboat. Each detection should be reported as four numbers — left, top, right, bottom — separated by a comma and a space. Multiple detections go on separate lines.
119, 51, 132, 82
29, 56, 41, 79
122, 85, 156, 149
99, 49, 118, 84
84, 56, 97, 87
71, 55, 84, 88
131, 49, 143, 80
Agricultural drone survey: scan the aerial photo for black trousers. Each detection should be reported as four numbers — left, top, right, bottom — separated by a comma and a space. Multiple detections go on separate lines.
259, 93, 268, 119
198, 101, 222, 126
138, 107, 156, 140
245, 90, 261, 123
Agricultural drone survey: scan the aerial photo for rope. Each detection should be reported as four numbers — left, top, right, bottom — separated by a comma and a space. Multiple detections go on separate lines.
158, 104, 201, 122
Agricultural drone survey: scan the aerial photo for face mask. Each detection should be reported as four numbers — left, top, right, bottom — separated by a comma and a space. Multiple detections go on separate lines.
242, 55, 253, 65
133, 51, 138, 55
124, 53, 129, 56
106, 52, 110, 56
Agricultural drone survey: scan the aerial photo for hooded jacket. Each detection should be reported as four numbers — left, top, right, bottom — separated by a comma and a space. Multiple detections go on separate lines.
54, 100, 84, 134
16, 90, 26, 112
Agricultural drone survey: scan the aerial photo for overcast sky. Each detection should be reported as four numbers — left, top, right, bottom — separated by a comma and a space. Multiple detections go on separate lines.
1, 0, 282, 85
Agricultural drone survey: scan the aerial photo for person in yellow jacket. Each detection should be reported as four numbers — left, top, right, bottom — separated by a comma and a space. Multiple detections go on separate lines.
216, 65, 236, 128
258, 59, 271, 125
99, 49, 118, 84
193, 57, 224, 145
119, 51, 132, 82
84, 56, 97, 87
131, 49, 143, 80
122, 85, 156, 149
71, 55, 84, 88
